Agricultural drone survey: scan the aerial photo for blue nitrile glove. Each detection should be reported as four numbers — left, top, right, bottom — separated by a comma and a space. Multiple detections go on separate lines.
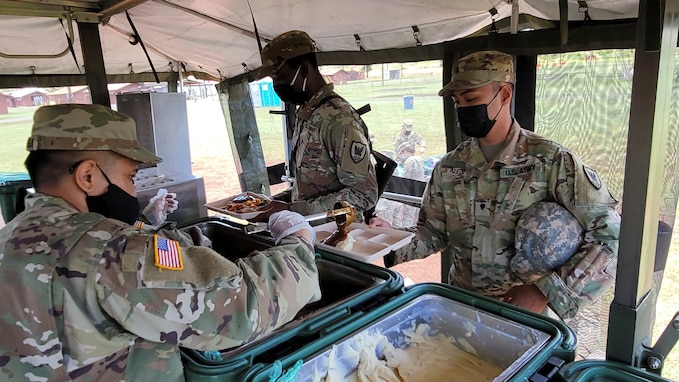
268, 210, 315, 245
268, 360, 303, 382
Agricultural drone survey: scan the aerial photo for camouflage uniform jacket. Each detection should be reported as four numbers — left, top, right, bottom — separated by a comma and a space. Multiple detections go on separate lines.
402, 155, 426, 181
289, 83, 378, 219
389, 121, 620, 319
0, 193, 320, 381
393, 131, 425, 165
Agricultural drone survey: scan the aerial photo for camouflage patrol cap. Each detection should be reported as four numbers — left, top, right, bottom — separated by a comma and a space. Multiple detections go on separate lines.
402, 118, 414, 131
256, 30, 316, 80
438, 50, 515, 96
511, 202, 583, 283
27, 103, 161, 164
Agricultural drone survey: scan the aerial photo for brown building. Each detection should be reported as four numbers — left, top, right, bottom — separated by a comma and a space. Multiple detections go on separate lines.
48, 86, 91, 104
0, 93, 11, 114
328, 69, 365, 85
8, 88, 49, 107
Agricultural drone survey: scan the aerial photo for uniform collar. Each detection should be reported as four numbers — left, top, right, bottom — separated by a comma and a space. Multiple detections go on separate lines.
24, 192, 80, 213
494, 119, 522, 166
296, 83, 336, 121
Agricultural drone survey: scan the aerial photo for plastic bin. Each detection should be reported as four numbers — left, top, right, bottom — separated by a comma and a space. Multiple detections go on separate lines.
0, 172, 32, 223
246, 282, 577, 382
178, 217, 403, 382
557, 360, 674, 381
403, 95, 414, 110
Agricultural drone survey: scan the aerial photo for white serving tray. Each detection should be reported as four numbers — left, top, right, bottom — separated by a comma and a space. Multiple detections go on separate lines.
313, 222, 415, 263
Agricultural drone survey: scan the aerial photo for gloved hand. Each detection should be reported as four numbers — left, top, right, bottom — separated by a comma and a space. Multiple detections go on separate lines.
268, 210, 315, 245
142, 188, 179, 226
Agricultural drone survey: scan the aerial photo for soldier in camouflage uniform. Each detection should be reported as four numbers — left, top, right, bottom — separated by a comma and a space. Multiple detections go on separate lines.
393, 119, 426, 166
394, 142, 425, 227
255, 30, 378, 221
371, 51, 620, 326
0, 104, 321, 381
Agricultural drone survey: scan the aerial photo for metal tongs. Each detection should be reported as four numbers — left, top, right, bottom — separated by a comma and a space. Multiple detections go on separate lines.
221, 205, 356, 235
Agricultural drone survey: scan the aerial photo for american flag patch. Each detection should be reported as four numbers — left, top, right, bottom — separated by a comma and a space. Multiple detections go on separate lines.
133, 220, 145, 229
154, 235, 183, 270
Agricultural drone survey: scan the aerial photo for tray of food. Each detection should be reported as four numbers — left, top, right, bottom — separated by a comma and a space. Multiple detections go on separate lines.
314, 222, 415, 263
205, 192, 272, 220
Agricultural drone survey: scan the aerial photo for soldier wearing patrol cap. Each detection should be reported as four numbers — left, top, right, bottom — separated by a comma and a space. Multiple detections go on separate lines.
0, 103, 321, 380
255, 30, 378, 222
371, 51, 620, 337
393, 119, 426, 166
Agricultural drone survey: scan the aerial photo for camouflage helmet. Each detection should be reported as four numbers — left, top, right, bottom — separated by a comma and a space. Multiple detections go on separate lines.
27, 103, 161, 164
256, 30, 316, 80
402, 118, 414, 131
438, 50, 515, 96
511, 202, 584, 283
398, 142, 415, 154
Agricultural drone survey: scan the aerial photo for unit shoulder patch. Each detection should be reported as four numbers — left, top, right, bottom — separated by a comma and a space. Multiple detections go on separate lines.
583, 165, 602, 190
350, 141, 367, 164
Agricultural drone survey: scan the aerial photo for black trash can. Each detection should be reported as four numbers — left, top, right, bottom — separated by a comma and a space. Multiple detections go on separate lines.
0, 172, 32, 223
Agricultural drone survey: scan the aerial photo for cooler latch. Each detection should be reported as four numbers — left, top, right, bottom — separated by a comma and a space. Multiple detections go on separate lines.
529, 356, 566, 382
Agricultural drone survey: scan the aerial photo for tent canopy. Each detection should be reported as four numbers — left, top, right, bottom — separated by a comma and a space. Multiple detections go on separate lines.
0, 0, 640, 81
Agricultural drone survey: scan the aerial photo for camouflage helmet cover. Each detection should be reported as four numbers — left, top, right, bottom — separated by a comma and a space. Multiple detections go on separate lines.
438, 50, 515, 96
256, 30, 316, 80
511, 202, 584, 282
27, 103, 161, 164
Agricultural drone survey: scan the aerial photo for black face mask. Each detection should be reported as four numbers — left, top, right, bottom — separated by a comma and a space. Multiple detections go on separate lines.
456, 88, 503, 138
85, 165, 140, 225
273, 66, 308, 105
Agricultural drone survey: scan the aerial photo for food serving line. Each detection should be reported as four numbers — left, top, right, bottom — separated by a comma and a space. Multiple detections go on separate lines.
173, 192, 658, 382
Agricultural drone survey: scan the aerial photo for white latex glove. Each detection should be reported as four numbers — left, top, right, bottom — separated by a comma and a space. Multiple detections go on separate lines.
268, 210, 315, 245
142, 188, 179, 226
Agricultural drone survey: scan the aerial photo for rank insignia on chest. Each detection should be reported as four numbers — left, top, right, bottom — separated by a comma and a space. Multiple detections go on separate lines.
154, 235, 184, 271
133, 220, 145, 229
350, 141, 367, 163
583, 165, 602, 190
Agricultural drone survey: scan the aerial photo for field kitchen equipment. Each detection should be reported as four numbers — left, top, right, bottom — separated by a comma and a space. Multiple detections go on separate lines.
178, 217, 403, 382
116, 92, 207, 225
556, 360, 674, 381
178, 216, 578, 382
246, 283, 577, 382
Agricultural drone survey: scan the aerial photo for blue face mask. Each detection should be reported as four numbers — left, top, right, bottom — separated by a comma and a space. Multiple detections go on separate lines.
456, 88, 503, 138
82, 164, 140, 225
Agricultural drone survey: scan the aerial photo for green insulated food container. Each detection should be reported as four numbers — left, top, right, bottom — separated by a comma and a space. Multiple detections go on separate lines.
557, 360, 674, 382
247, 282, 577, 382
178, 217, 403, 382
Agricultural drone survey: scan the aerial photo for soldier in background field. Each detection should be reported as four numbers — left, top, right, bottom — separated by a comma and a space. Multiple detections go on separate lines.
393, 118, 426, 166
0, 103, 321, 380
394, 142, 425, 227
255, 30, 378, 222
370, 51, 621, 360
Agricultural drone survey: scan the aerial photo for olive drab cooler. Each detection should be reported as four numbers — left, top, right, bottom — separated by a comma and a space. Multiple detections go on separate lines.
245, 283, 577, 382
178, 217, 403, 382
178, 217, 578, 382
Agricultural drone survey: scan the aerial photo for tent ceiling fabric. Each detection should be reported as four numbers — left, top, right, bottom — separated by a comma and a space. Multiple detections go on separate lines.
0, 0, 639, 80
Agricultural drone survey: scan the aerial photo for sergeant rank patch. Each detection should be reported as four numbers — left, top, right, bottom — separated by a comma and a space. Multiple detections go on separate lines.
583, 165, 602, 190
154, 235, 184, 270
350, 141, 367, 163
